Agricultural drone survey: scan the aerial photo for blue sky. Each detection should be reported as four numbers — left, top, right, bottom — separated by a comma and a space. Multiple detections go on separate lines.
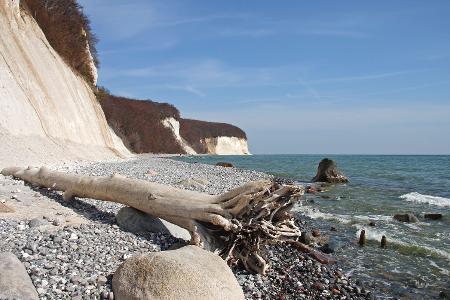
78, 0, 450, 154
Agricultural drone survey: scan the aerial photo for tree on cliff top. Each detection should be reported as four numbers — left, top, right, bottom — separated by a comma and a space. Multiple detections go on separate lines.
21, 0, 99, 85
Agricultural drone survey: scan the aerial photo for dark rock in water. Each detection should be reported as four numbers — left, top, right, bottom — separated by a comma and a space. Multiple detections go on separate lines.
330, 226, 337, 231
312, 158, 349, 183
368, 221, 376, 227
312, 229, 321, 237
0, 252, 39, 300
215, 162, 233, 168
440, 289, 450, 299
424, 213, 443, 220
306, 186, 317, 194
319, 239, 340, 254
116, 207, 190, 240
393, 213, 419, 223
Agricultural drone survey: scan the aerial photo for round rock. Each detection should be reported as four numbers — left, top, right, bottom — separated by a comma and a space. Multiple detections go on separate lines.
112, 245, 244, 300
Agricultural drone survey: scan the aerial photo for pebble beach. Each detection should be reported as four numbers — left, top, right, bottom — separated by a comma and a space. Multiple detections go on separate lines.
0, 155, 374, 299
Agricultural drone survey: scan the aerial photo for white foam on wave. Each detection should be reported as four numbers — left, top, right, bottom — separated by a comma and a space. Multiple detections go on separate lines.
294, 206, 352, 224
399, 192, 450, 207
294, 205, 391, 224
354, 225, 450, 260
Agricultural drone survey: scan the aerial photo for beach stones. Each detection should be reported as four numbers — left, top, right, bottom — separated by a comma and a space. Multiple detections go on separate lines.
116, 207, 190, 240
312, 158, 349, 183
112, 245, 244, 300
393, 213, 419, 223
0, 252, 39, 300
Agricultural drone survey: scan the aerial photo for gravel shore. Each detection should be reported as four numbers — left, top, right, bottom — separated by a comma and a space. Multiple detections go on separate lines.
0, 155, 375, 299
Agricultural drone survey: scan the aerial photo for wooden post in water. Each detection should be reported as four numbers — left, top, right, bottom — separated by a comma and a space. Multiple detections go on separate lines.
380, 235, 387, 248
358, 229, 366, 246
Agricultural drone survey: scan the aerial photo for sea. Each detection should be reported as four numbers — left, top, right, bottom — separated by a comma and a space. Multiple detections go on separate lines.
174, 155, 450, 299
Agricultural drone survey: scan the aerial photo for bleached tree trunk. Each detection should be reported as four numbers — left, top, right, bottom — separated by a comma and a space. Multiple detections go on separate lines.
2, 166, 304, 274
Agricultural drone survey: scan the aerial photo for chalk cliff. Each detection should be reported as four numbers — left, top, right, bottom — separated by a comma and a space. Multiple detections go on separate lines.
0, 0, 130, 166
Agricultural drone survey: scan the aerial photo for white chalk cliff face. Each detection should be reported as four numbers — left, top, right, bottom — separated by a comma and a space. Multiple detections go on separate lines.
0, 0, 130, 166
162, 118, 197, 154
204, 137, 250, 155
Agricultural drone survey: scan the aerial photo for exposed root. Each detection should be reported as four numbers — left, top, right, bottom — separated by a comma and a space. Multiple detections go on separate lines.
1, 166, 304, 274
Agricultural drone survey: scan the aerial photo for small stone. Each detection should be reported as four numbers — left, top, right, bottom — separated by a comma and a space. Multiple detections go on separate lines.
97, 275, 108, 285
37, 287, 46, 294
312, 229, 321, 237
69, 233, 78, 240
108, 291, 114, 300
313, 281, 325, 290
332, 288, 340, 295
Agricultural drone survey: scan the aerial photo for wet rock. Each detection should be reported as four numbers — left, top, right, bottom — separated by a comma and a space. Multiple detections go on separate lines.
424, 213, 442, 220
113, 245, 244, 300
368, 221, 376, 227
215, 162, 234, 168
306, 186, 317, 194
116, 207, 190, 240
440, 289, 450, 299
0, 252, 39, 300
319, 239, 340, 254
312, 158, 349, 183
393, 213, 419, 223
312, 229, 321, 237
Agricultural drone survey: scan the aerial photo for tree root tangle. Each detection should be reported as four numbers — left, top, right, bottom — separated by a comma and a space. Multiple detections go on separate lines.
1, 166, 320, 274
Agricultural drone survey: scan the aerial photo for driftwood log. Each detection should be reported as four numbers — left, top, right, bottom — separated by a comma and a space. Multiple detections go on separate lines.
2, 166, 308, 274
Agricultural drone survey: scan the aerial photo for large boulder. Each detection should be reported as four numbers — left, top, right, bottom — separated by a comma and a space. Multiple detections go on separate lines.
312, 158, 349, 183
116, 207, 190, 240
0, 252, 39, 300
394, 213, 419, 223
112, 245, 244, 300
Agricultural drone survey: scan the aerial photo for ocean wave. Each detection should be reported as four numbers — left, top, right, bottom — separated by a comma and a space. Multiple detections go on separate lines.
294, 206, 391, 224
399, 192, 450, 207
354, 226, 450, 260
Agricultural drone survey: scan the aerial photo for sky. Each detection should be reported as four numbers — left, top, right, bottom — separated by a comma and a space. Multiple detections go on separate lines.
78, 0, 450, 154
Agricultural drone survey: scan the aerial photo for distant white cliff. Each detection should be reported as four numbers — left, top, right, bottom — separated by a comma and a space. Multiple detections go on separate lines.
162, 117, 197, 155
203, 137, 250, 155
0, 0, 130, 166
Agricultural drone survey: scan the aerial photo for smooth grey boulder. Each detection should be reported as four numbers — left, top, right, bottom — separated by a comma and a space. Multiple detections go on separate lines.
0, 252, 39, 300
116, 206, 190, 240
28, 217, 49, 227
394, 213, 419, 223
312, 158, 349, 183
112, 245, 244, 300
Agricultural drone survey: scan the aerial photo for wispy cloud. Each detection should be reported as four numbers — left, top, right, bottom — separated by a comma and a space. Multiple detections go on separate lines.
304, 69, 431, 84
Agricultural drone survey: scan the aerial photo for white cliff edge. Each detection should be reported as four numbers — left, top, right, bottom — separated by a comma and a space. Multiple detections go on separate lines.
0, 0, 130, 166
204, 137, 250, 155
162, 118, 197, 155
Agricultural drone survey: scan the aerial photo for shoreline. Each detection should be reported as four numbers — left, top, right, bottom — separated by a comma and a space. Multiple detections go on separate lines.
0, 156, 374, 299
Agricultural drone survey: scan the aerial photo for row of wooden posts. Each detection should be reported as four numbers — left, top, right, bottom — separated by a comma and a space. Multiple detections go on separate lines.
358, 229, 387, 248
